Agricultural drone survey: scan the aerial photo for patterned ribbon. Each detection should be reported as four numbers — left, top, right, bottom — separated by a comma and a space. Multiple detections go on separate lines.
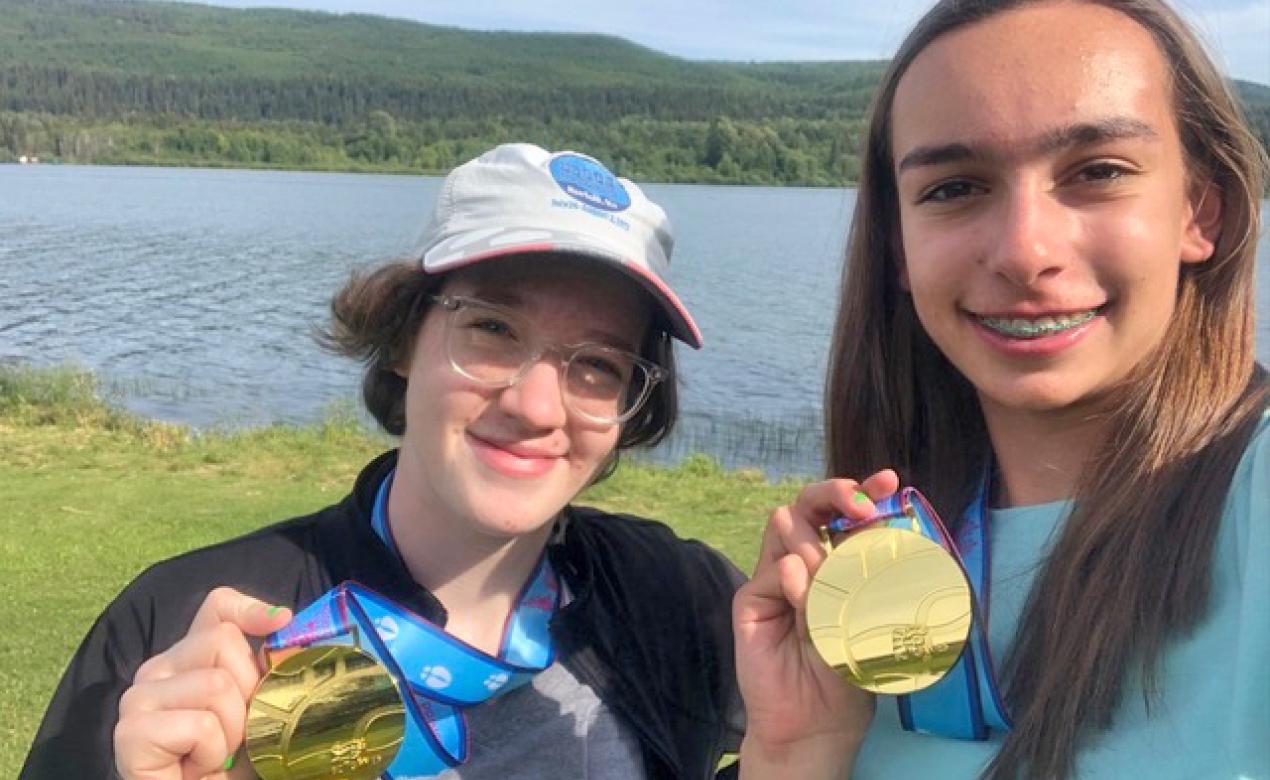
266, 471, 561, 776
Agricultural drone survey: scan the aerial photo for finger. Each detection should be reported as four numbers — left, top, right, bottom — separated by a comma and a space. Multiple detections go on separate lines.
186, 756, 236, 780
113, 709, 231, 780
858, 469, 901, 504
769, 500, 830, 580
736, 556, 792, 630
792, 478, 875, 526
733, 584, 797, 671
118, 669, 248, 760
777, 553, 814, 614
225, 749, 255, 780
134, 622, 262, 701
779, 553, 819, 644
188, 587, 292, 638
754, 505, 796, 571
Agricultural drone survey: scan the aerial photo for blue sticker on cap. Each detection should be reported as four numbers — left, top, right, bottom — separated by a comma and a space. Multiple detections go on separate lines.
549, 154, 631, 213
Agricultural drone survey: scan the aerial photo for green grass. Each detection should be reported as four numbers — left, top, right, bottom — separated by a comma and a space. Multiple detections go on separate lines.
0, 365, 799, 774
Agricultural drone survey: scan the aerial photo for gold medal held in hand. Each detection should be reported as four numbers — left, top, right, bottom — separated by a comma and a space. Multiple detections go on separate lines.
246, 645, 406, 780
807, 500, 973, 695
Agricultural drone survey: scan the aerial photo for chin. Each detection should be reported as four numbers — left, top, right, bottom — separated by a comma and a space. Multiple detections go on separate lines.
468, 493, 566, 538
980, 374, 1101, 415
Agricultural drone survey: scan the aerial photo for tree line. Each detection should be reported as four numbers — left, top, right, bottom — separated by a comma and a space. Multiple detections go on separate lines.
0, 65, 874, 124
0, 111, 866, 186
0, 0, 1265, 185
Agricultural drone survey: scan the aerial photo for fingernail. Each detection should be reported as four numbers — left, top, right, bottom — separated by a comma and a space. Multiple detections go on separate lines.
853, 490, 871, 504
224, 755, 235, 770
267, 605, 281, 617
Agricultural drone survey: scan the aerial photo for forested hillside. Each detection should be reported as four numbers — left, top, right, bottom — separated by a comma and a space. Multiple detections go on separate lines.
1, 0, 1265, 184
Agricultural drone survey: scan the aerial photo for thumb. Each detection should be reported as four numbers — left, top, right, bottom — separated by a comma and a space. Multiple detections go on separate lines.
777, 553, 813, 613
240, 601, 293, 638
190, 587, 293, 637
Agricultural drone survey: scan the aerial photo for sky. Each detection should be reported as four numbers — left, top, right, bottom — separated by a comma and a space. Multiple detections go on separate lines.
178, 0, 1270, 84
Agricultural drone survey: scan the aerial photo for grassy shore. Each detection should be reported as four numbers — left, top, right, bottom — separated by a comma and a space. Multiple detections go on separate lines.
0, 365, 800, 774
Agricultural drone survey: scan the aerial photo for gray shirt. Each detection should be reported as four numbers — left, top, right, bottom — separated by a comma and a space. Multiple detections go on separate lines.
435, 660, 646, 778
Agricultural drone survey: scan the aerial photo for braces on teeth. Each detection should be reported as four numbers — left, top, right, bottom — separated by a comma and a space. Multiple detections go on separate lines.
980, 311, 1096, 338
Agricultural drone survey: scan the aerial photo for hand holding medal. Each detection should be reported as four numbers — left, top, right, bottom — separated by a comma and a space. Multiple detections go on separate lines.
113, 587, 293, 780
732, 470, 898, 776
735, 467, 1009, 780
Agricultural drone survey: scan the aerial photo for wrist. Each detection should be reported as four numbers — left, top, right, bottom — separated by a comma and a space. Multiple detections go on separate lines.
738, 731, 861, 780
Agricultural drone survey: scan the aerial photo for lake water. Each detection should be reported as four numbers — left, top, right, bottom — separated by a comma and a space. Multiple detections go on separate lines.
2, 165, 1268, 476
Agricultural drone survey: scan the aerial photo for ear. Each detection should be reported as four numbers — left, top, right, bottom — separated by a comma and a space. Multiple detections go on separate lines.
1179, 181, 1222, 265
391, 349, 411, 379
392, 319, 428, 379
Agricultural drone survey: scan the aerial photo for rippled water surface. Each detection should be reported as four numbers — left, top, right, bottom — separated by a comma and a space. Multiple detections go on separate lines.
2, 165, 1267, 476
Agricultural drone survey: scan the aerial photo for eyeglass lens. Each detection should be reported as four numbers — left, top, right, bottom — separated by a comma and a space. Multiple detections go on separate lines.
446, 299, 651, 422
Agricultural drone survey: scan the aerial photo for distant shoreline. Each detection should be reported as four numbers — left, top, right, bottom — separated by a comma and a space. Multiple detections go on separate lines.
0, 153, 860, 188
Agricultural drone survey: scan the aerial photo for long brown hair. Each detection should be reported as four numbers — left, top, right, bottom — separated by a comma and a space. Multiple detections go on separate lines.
824, 1, 1268, 777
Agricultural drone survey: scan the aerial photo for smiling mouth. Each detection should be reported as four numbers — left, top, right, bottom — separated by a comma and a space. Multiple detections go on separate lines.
467, 432, 563, 478
975, 308, 1100, 339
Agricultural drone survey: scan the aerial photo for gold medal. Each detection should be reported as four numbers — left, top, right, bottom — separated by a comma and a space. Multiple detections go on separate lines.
246, 645, 406, 780
807, 524, 973, 694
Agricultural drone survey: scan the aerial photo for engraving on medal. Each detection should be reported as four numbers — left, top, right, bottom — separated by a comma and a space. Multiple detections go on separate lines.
807, 526, 973, 694
329, 738, 370, 774
246, 645, 405, 780
891, 625, 949, 662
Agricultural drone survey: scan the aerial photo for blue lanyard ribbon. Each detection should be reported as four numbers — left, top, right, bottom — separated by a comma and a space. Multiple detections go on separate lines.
266, 471, 561, 776
863, 484, 1013, 740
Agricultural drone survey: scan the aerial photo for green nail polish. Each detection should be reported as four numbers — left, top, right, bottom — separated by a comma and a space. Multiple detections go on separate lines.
223, 755, 235, 770
853, 490, 870, 504
267, 605, 281, 617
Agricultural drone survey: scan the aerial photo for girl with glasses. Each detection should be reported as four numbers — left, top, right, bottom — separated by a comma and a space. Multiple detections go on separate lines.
23, 145, 744, 780
733, 1, 1267, 779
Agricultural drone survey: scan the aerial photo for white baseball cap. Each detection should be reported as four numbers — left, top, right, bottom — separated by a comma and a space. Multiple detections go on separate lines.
418, 143, 702, 348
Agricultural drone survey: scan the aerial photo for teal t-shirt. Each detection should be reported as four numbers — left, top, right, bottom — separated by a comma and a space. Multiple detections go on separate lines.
852, 412, 1270, 779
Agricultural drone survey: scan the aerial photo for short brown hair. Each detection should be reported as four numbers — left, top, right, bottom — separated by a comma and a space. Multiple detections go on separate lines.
318, 256, 680, 461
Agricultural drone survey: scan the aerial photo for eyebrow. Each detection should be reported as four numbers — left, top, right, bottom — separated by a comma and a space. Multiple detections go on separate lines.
467, 287, 521, 306
460, 287, 643, 352
576, 328, 642, 353
896, 117, 1159, 173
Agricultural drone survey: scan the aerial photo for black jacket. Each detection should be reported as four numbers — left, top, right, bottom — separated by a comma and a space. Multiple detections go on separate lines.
21, 450, 745, 779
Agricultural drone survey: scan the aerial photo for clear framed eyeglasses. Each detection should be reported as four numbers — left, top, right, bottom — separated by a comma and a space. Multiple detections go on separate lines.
429, 294, 668, 425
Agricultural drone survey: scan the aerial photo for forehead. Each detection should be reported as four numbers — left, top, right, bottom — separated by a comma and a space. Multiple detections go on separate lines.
441, 255, 652, 345
892, 1, 1176, 162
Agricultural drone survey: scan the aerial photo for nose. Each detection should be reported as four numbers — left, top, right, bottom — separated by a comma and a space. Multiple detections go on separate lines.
497, 357, 569, 431
984, 184, 1067, 288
